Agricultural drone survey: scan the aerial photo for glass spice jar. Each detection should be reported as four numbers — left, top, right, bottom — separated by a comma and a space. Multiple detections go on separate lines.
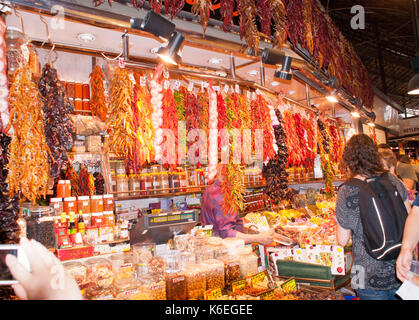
25, 206, 57, 249
82, 100, 90, 112
74, 82, 83, 100
49, 198, 63, 216
91, 195, 103, 213
116, 175, 129, 198
103, 194, 114, 212
74, 99, 83, 111
82, 83, 90, 100
63, 197, 77, 215
57, 180, 71, 198
77, 196, 91, 214
66, 82, 75, 101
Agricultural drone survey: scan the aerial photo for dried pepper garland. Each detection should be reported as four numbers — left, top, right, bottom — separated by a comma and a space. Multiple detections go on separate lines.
293, 113, 308, 167
161, 85, 179, 168
173, 87, 186, 122
65, 164, 81, 197
39, 64, 74, 181
7, 65, 51, 204
302, 116, 317, 168
262, 108, 291, 204
165, 0, 185, 19
256, 0, 272, 37
238, 0, 260, 53
269, 0, 287, 48
128, 71, 155, 172
192, 0, 213, 36
93, 172, 105, 195
78, 165, 91, 196
250, 94, 275, 162
220, 163, 245, 216
283, 110, 302, 167
105, 68, 137, 164
0, 133, 19, 244
317, 118, 334, 199
89, 64, 108, 121
220, 0, 236, 31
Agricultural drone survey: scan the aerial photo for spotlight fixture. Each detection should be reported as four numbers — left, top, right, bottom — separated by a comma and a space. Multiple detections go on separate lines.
157, 32, 184, 65
130, 11, 175, 40
326, 92, 338, 103
261, 48, 293, 81
351, 111, 361, 118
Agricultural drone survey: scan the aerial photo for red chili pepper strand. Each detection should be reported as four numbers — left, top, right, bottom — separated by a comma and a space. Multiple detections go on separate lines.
162, 87, 179, 169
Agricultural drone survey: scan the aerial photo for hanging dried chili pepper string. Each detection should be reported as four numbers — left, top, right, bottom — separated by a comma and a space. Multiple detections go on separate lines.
89, 64, 108, 121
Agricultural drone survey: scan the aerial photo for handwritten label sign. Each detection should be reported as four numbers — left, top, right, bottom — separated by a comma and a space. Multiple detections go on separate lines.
281, 277, 297, 293
251, 271, 266, 287
204, 288, 222, 300
231, 279, 247, 293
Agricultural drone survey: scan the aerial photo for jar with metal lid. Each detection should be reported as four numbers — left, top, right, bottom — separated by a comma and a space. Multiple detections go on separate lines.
25, 206, 57, 249
116, 174, 129, 197
237, 246, 258, 278
160, 170, 169, 194
184, 262, 207, 299
77, 196, 91, 214
56, 180, 71, 198
5, 27, 25, 76
202, 258, 225, 291
109, 253, 135, 280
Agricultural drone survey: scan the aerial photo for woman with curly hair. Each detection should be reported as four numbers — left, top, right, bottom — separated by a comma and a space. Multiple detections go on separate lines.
336, 134, 410, 300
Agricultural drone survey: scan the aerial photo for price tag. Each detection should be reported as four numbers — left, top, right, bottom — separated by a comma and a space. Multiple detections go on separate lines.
251, 271, 266, 287
231, 279, 247, 293
140, 76, 146, 87
260, 290, 274, 300
224, 84, 229, 94
203, 288, 222, 300
164, 80, 170, 90
235, 84, 240, 94
173, 80, 181, 90
188, 82, 194, 92
281, 277, 297, 293
118, 57, 125, 69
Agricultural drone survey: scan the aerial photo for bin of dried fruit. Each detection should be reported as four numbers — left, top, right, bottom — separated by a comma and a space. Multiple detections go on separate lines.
202, 258, 225, 291
84, 257, 114, 299
184, 262, 207, 300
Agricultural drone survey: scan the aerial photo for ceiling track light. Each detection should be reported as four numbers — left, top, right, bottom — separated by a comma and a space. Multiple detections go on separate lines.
157, 32, 184, 65
130, 10, 175, 40
261, 48, 293, 81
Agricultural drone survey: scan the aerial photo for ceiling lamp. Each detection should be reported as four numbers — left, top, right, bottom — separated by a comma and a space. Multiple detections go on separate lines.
261, 48, 293, 81
77, 33, 96, 43
408, 73, 419, 95
367, 122, 375, 127
157, 32, 184, 65
351, 111, 361, 118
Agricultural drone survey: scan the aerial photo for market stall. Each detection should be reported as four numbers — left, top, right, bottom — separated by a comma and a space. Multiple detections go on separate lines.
0, 0, 400, 301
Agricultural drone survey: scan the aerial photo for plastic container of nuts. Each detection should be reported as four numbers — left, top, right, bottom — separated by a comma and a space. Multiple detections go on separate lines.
202, 258, 225, 291
84, 257, 114, 299
113, 277, 141, 300
237, 246, 258, 278
63, 261, 88, 289
184, 262, 207, 300
220, 255, 241, 287
109, 253, 135, 280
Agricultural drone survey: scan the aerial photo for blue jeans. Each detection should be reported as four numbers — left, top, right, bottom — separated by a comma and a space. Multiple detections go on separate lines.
356, 288, 399, 300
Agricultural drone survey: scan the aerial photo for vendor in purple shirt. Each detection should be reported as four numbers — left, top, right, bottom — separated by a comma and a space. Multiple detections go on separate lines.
200, 164, 274, 245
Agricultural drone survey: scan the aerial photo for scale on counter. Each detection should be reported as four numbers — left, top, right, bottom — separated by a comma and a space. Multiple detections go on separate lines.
129, 209, 199, 245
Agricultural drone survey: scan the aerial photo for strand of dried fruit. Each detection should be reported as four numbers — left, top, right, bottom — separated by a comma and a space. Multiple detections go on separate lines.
162, 86, 179, 169
131, 72, 155, 171
256, 0, 272, 37
78, 165, 91, 196
89, 64, 108, 121
198, 90, 209, 136
220, 0, 236, 31
165, 0, 185, 19
7, 64, 51, 204
293, 112, 308, 167
220, 162, 245, 216
270, 0, 287, 48
93, 172, 105, 195
174, 86, 186, 121
149, 0, 162, 13
105, 67, 137, 164
0, 132, 19, 244
250, 94, 275, 162
65, 165, 81, 197
283, 110, 302, 167
88, 173, 96, 196
39, 64, 74, 181
192, 0, 213, 37
302, 116, 316, 168
237, 0, 260, 53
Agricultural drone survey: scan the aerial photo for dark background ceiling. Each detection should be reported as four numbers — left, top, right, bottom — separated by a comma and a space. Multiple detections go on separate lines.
318, 0, 418, 111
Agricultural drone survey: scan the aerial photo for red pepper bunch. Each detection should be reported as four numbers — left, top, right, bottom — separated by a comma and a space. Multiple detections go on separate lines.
293, 113, 308, 167
220, 163, 245, 216
250, 94, 275, 162
302, 116, 317, 168
198, 90, 209, 136
283, 110, 303, 167
78, 165, 91, 196
165, 0, 185, 19
256, 0, 273, 37
229, 93, 242, 129
162, 87, 179, 169
220, 0, 236, 32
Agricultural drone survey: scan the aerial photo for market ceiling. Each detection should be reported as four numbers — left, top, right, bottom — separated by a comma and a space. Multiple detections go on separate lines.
318, 0, 418, 111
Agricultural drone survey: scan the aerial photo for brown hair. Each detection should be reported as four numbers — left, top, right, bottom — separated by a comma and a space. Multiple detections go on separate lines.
340, 134, 385, 177
379, 149, 397, 170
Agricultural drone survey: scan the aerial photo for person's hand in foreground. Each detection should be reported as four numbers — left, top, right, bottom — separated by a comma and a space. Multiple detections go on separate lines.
255, 229, 275, 246
5, 237, 82, 300
396, 247, 413, 283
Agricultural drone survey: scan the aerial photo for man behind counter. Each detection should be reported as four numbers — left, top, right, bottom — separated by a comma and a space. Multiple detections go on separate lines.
200, 163, 274, 245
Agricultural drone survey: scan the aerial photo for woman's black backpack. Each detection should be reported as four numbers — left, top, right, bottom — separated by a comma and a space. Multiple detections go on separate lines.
342, 173, 409, 261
